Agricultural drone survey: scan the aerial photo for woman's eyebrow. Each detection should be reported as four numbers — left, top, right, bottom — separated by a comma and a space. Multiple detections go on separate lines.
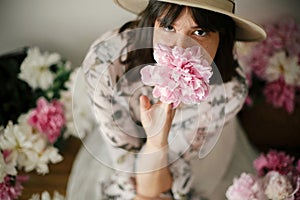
190, 25, 201, 29
173, 22, 201, 29
157, 17, 201, 29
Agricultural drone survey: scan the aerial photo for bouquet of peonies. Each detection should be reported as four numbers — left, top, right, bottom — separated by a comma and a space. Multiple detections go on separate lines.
226, 150, 300, 200
0, 47, 95, 199
235, 17, 300, 113
140, 43, 212, 108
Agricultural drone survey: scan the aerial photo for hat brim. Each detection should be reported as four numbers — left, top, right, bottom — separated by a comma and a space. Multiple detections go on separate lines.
113, 0, 266, 41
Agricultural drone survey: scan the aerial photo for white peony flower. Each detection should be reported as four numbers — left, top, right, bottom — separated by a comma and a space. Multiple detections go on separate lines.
0, 152, 7, 183
265, 51, 300, 86
0, 150, 18, 182
264, 171, 294, 200
19, 136, 63, 174
0, 121, 33, 166
0, 114, 63, 175
60, 68, 96, 139
18, 47, 61, 90
29, 191, 65, 200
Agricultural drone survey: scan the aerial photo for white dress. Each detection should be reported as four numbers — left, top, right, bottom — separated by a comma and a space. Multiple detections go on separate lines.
66, 29, 259, 200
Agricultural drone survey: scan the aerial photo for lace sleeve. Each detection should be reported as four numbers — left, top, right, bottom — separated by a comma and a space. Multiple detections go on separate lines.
81, 31, 144, 151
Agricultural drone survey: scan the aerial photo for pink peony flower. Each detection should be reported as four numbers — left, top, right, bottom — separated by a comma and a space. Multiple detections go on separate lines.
0, 175, 28, 200
140, 44, 212, 108
254, 154, 269, 176
250, 44, 272, 79
263, 78, 295, 113
225, 173, 266, 200
254, 150, 295, 176
28, 97, 66, 143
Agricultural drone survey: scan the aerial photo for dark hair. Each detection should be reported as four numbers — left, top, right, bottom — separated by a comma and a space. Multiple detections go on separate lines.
119, 0, 236, 82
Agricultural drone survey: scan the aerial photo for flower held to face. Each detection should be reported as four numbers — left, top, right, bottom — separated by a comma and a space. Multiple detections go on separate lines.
140, 44, 212, 108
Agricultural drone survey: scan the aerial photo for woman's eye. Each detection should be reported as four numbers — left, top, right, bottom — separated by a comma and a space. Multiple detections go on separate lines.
194, 30, 207, 37
163, 25, 175, 32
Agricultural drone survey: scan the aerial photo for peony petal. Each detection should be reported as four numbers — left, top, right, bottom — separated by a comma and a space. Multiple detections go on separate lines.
141, 43, 212, 106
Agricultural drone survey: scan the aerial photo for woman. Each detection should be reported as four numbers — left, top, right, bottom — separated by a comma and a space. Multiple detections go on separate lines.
67, 0, 266, 199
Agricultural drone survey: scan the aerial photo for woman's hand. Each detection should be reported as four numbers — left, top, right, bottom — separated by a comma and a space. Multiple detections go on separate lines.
135, 95, 175, 198
139, 95, 176, 149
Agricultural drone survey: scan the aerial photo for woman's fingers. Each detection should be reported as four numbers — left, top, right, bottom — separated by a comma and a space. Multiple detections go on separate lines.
140, 95, 151, 112
166, 103, 176, 119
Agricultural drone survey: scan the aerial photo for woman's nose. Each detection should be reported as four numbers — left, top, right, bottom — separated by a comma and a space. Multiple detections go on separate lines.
173, 33, 197, 48
174, 33, 191, 48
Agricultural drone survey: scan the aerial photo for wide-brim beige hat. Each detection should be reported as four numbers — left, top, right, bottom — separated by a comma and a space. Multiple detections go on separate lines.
113, 0, 266, 41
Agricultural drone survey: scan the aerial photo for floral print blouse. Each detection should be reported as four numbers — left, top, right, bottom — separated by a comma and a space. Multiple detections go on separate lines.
82, 29, 247, 200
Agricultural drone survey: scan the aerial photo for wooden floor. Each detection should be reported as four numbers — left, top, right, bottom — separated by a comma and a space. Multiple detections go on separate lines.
19, 137, 82, 199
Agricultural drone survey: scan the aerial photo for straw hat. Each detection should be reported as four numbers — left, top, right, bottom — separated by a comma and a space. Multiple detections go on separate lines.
113, 0, 266, 41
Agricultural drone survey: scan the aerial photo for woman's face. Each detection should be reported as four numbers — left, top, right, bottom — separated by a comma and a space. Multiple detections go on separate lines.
153, 8, 220, 61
